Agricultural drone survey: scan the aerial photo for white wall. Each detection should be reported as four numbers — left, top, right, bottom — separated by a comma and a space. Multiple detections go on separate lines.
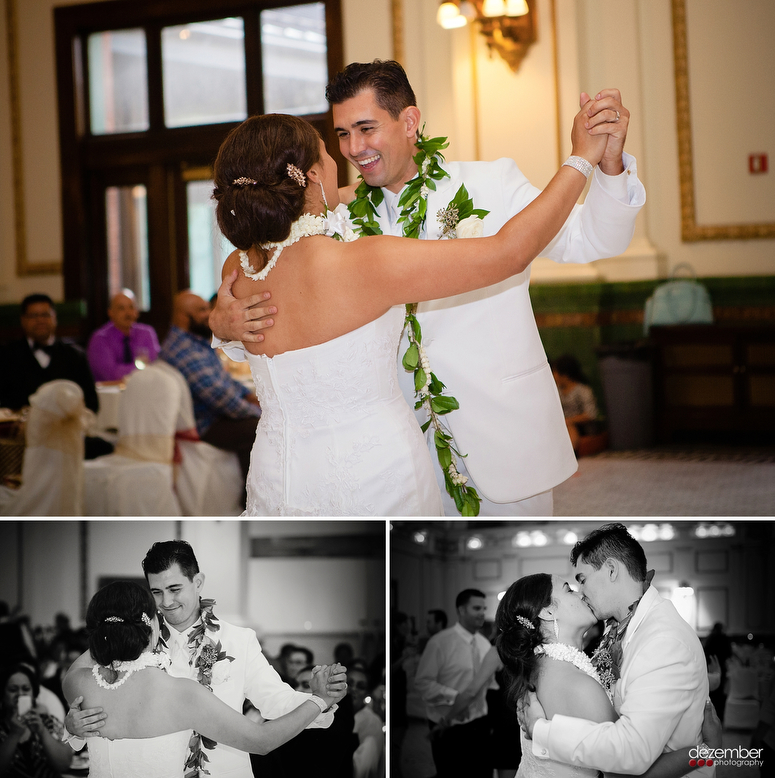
0, 519, 385, 666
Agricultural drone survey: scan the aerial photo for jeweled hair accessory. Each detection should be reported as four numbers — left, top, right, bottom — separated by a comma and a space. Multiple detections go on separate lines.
141, 613, 153, 628
286, 163, 306, 188
104, 616, 124, 624
516, 615, 534, 631
233, 177, 258, 186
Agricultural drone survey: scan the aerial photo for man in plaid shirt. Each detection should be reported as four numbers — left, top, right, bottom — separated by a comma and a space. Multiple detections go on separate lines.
160, 291, 261, 502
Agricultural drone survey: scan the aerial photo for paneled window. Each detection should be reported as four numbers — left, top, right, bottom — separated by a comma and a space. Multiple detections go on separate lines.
55, 0, 344, 336
162, 18, 247, 128
186, 178, 235, 302
261, 3, 328, 115
88, 29, 149, 134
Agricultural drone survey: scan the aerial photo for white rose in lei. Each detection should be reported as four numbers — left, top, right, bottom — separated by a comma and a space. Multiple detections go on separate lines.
456, 215, 484, 239
211, 661, 231, 685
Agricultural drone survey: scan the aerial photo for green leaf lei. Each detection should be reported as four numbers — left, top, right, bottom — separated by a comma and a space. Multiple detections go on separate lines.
159, 598, 235, 778
348, 129, 488, 517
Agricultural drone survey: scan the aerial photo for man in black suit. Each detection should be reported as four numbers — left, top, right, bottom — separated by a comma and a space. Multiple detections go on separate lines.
0, 293, 111, 458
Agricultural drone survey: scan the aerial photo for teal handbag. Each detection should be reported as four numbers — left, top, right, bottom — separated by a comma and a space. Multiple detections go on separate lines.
644, 263, 713, 334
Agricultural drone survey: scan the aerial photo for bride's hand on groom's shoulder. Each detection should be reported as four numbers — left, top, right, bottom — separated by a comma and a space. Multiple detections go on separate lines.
65, 696, 107, 739
517, 691, 546, 740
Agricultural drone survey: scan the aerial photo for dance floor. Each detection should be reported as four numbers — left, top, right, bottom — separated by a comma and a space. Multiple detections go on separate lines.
553, 445, 775, 516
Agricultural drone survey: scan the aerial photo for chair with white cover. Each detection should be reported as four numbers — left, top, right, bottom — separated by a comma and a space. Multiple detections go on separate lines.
0, 380, 92, 516
83, 364, 182, 515
723, 661, 761, 730
154, 361, 243, 516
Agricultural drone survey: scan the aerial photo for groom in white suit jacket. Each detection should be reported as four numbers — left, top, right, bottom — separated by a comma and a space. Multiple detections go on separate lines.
211, 60, 646, 516
528, 524, 714, 778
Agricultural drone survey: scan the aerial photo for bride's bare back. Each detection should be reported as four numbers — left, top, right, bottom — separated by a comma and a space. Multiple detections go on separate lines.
64, 663, 327, 754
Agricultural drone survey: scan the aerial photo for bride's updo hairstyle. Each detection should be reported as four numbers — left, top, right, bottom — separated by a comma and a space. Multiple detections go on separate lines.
86, 581, 157, 667
213, 114, 322, 258
495, 573, 553, 707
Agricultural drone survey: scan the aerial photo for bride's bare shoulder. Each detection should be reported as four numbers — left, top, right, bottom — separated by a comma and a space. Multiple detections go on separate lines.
536, 659, 614, 722
222, 250, 241, 279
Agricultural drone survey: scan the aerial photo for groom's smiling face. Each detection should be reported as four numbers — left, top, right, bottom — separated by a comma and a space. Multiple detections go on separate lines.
147, 562, 205, 632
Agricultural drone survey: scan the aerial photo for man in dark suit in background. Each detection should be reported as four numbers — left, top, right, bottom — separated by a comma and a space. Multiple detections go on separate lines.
0, 293, 111, 458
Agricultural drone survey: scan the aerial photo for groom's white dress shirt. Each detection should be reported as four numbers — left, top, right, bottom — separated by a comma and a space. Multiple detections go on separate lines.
165, 616, 333, 778
414, 622, 492, 725
532, 586, 714, 777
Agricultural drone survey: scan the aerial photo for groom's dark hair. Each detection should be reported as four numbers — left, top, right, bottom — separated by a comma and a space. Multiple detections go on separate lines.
570, 523, 648, 582
142, 540, 200, 581
326, 60, 416, 119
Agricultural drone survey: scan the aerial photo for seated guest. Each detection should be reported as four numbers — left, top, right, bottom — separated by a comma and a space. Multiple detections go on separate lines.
551, 354, 602, 452
350, 666, 385, 778
87, 289, 160, 382
0, 661, 72, 778
159, 291, 261, 495
251, 663, 356, 778
0, 294, 111, 459
284, 646, 314, 688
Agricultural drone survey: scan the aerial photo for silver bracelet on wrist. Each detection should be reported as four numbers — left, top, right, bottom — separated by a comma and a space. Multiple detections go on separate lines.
562, 156, 594, 179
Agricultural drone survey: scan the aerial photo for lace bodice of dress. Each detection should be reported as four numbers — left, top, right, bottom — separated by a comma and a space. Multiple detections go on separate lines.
243, 305, 443, 516
86, 730, 191, 778
247, 306, 403, 431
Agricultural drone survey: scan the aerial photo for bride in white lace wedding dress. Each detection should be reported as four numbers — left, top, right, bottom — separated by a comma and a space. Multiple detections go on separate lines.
64, 582, 343, 778
212, 112, 605, 516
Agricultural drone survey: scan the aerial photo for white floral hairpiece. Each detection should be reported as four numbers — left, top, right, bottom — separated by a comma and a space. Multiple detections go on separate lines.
516, 615, 535, 631
286, 163, 306, 188
104, 616, 124, 624
141, 613, 153, 628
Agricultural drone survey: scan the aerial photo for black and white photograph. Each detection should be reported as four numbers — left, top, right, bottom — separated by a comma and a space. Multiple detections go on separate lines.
390, 520, 775, 778
0, 519, 386, 777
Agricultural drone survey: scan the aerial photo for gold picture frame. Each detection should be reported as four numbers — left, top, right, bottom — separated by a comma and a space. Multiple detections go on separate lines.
5, 0, 61, 275
672, 0, 775, 241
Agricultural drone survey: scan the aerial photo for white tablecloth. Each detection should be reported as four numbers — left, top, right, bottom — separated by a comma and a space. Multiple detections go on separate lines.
95, 385, 122, 432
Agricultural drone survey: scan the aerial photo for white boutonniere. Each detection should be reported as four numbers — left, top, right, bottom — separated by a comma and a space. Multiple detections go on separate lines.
455, 215, 484, 239
324, 203, 358, 242
436, 184, 488, 240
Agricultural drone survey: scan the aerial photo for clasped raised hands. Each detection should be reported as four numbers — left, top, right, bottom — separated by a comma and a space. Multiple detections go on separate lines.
309, 662, 348, 709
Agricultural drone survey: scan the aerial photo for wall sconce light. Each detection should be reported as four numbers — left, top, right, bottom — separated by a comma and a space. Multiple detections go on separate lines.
436, 0, 537, 73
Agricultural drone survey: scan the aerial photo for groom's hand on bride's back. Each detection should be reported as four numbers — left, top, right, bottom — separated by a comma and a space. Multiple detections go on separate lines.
65, 696, 107, 739
517, 691, 547, 740
210, 269, 277, 343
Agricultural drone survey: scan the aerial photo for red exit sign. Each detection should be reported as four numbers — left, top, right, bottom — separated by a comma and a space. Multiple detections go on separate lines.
749, 154, 768, 174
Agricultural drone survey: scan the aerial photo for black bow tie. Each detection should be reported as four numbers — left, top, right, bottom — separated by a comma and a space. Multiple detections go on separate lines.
34, 343, 54, 356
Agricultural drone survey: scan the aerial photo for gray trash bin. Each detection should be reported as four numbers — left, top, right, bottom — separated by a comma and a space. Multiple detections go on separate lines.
595, 344, 655, 450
